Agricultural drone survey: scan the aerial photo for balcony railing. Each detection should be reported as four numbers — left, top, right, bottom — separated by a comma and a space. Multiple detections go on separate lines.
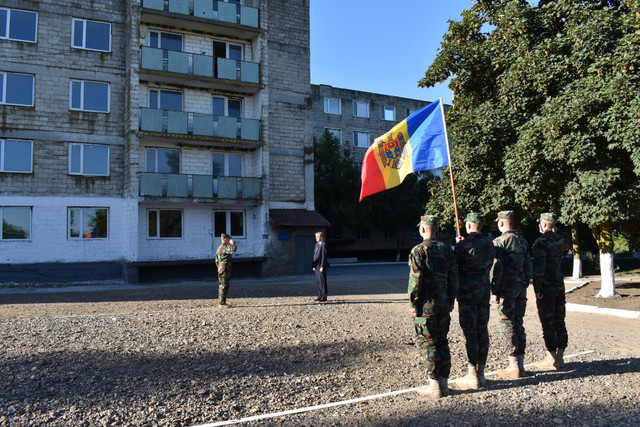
140, 108, 260, 141
139, 172, 262, 199
142, 0, 258, 28
141, 47, 259, 84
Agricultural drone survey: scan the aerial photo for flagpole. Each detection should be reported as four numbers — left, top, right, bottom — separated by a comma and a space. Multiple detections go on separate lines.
439, 98, 461, 237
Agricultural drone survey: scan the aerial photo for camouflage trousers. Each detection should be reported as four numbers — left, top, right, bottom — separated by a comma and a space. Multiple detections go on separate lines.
457, 301, 490, 366
497, 287, 527, 356
415, 301, 451, 380
217, 271, 231, 303
536, 289, 568, 351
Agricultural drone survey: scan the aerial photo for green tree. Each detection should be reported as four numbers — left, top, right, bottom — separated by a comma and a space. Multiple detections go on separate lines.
419, 0, 640, 297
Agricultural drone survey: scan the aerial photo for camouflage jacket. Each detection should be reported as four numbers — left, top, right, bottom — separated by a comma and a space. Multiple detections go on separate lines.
532, 231, 565, 294
490, 230, 532, 298
454, 232, 495, 304
408, 238, 458, 310
215, 242, 237, 273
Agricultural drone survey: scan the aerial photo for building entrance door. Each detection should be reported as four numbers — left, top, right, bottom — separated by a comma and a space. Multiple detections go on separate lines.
295, 235, 315, 274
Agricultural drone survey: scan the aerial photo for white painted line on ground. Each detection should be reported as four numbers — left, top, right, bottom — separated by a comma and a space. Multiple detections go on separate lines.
565, 281, 590, 293
566, 303, 640, 319
192, 350, 596, 427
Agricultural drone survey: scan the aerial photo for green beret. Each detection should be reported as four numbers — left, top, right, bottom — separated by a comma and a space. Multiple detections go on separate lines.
495, 210, 514, 222
538, 212, 557, 224
465, 212, 484, 225
418, 215, 438, 226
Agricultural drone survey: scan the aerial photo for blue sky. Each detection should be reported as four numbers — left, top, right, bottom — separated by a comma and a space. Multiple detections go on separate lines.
310, 0, 474, 105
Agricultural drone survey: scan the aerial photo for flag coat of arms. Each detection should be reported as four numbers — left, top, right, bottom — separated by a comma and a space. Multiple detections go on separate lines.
359, 99, 449, 201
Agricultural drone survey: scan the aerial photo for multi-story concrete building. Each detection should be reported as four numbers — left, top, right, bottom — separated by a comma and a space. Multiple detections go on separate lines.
1, 0, 328, 283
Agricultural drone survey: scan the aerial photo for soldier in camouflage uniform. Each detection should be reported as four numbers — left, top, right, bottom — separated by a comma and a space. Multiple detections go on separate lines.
532, 212, 568, 370
409, 215, 458, 398
490, 210, 532, 379
215, 233, 237, 308
453, 212, 495, 390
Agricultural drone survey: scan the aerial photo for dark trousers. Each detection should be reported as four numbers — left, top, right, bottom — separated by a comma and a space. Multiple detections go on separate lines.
417, 302, 451, 380
458, 301, 490, 366
536, 289, 568, 351
498, 287, 527, 356
315, 268, 328, 299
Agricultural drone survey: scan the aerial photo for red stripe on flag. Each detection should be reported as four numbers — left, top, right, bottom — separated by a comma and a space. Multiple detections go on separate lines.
359, 144, 387, 201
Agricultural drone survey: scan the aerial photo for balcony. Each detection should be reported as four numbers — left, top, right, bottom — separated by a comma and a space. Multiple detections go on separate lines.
141, 0, 260, 41
139, 172, 262, 200
140, 47, 261, 93
139, 108, 260, 147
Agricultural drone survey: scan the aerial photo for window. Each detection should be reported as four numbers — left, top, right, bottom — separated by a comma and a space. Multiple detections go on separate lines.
69, 144, 109, 176
68, 207, 108, 239
149, 89, 182, 111
0, 8, 37, 42
381, 106, 395, 121
212, 96, 242, 117
1, 207, 31, 240
0, 72, 34, 106
146, 148, 180, 174
148, 209, 182, 238
0, 139, 32, 173
323, 97, 341, 115
214, 211, 244, 238
353, 101, 369, 118
353, 131, 370, 148
149, 30, 183, 51
212, 153, 243, 176
325, 128, 342, 143
72, 18, 111, 51
406, 108, 417, 118
70, 80, 110, 112
213, 40, 243, 60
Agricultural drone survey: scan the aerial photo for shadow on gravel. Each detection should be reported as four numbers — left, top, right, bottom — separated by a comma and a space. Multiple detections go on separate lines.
0, 338, 398, 410
468, 357, 640, 393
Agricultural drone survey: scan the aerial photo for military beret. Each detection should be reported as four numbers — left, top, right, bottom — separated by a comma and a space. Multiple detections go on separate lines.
465, 212, 484, 225
418, 215, 438, 226
495, 210, 514, 222
538, 212, 557, 224
221, 233, 230, 239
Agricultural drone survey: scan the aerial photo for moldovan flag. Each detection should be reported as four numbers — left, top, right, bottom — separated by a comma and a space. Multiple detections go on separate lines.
359, 99, 449, 201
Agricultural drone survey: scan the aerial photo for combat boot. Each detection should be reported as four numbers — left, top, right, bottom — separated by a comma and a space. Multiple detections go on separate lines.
497, 356, 521, 379
555, 348, 565, 369
517, 354, 527, 377
438, 377, 450, 396
457, 364, 480, 390
477, 364, 487, 387
416, 378, 442, 398
218, 298, 230, 308
535, 350, 557, 370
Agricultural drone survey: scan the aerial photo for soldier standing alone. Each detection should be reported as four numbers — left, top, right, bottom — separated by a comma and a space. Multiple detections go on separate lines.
409, 215, 458, 398
532, 212, 568, 369
215, 233, 237, 308
453, 212, 495, 389
491, 210, 533, 378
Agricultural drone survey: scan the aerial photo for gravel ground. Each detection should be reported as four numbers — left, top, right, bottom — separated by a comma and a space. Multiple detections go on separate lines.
1, 266, 639, 426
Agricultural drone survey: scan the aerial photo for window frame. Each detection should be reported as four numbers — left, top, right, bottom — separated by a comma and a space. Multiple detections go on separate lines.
0, 139, 33, 173
146, 147, 181, 174
0, 206, 32, 240
212, 152, 243, 177
69, 79, 110, 113
381, 105, 395, 121
148, 29, 183, 51
214, 210, 245, 239
147, 208, 183, 239
0, 72, 35, 106
324, 128, 342, 143
0, 8, 38, 43
68, 143, 110, 176
323, 97, 341, 115
353, 131, 370, 148
71, 17, 112, 52
67, 207, 109, 240
353, 100, 369, 118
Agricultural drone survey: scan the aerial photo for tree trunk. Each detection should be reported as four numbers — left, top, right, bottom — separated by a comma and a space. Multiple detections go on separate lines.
571, 223, 582, 279
591, 221, 618, 298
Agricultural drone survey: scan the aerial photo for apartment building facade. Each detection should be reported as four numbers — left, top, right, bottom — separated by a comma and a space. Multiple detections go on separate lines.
1, 0, 325, 283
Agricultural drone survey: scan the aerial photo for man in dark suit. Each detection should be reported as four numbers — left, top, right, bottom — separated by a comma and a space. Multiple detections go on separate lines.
312, 231, 329, 302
